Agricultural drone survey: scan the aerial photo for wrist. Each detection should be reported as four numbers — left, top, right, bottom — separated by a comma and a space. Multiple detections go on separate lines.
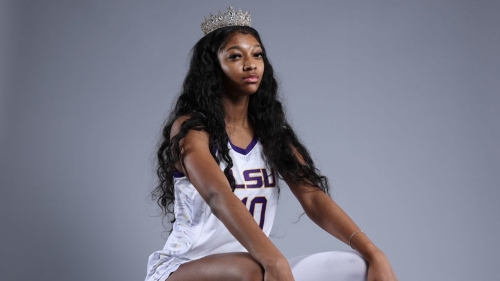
348, 232, 384, 263
260, 254, 288, 271
363, 248, 387, 264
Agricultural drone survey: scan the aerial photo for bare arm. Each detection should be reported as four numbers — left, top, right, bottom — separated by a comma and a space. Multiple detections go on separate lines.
284, 147, 398, 280
171, 118, 294, 280
285, 181, 380, 260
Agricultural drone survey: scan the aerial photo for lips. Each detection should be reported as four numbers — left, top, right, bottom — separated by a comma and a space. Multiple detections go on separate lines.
243, 74, 259, 83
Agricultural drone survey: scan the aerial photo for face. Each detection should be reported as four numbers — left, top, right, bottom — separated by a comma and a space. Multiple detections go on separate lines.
217, 33, 265, 97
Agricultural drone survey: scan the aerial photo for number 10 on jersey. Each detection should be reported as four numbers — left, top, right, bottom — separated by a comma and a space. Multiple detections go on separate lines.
241, 196, 267, 229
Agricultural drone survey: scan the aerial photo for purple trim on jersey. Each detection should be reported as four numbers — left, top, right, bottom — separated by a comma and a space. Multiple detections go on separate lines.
172, 171, 185, 178
229, 135, 258, 155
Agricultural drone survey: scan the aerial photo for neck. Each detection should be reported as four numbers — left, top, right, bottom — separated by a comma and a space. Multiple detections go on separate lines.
221, 94, 251, 128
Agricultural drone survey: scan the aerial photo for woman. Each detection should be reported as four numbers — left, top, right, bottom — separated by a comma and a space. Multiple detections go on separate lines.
146, 7, 397, 281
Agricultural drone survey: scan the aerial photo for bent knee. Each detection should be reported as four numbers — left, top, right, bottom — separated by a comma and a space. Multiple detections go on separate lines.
289, 251, 367, 281
336, 251, 368, 279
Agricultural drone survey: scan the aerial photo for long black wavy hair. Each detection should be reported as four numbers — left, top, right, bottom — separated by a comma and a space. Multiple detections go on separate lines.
153, 26, 329, 228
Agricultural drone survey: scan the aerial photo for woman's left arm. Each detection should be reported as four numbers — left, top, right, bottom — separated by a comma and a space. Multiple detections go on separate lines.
285, 180, 398, 280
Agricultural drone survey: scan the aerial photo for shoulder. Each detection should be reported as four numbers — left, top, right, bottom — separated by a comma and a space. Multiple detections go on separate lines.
170, 115, 210, 145
170, 115, 192, 138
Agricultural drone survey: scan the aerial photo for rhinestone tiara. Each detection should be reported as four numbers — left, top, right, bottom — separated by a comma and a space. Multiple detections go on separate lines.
201, 6, 251, 35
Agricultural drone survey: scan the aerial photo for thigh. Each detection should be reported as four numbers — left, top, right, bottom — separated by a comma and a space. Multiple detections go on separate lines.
288, 251, 367, 281
167, 252, 264, 281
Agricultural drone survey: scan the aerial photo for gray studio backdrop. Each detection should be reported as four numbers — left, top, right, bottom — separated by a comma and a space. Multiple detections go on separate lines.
1, 0, 499, 280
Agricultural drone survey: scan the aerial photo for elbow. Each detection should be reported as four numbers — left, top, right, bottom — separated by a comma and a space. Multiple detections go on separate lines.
301, 194, 323, 221
204, 190, 230, 217
204, 190, 220, 209
300, 198, 316, 218
303, 205, 319, 220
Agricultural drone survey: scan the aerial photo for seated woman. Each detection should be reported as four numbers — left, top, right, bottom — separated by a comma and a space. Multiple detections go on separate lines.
146, 6, 398, 281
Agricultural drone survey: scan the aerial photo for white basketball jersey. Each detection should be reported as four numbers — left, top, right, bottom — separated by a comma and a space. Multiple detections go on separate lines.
146, 137, 279, 281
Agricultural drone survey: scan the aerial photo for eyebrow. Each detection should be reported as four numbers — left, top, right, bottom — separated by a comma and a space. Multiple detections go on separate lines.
225, 44, 262, 51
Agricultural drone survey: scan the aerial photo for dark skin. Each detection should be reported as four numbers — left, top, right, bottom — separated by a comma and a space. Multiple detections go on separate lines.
167, 33, 397, 281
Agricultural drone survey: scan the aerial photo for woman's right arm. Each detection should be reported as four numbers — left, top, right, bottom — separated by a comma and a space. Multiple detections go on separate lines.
171, 118, 294, 281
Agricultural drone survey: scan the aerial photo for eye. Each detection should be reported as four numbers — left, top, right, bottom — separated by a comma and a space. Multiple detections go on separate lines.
228, 53, 242, 60
254, 52, 265, 58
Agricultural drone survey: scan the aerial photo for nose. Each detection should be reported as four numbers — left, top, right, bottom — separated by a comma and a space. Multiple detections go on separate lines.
243, 58, 256, 71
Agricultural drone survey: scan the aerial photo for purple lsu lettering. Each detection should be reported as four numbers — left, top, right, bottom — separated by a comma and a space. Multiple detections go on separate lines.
230, 168, 276, 189
230, 168, 274, 229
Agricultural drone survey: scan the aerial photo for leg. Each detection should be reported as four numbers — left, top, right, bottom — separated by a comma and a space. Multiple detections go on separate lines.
167, 252, 264, 281
288, 251, 367, 281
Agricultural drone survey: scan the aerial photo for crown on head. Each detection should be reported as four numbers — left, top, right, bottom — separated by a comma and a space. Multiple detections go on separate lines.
201, 6, 251, 35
